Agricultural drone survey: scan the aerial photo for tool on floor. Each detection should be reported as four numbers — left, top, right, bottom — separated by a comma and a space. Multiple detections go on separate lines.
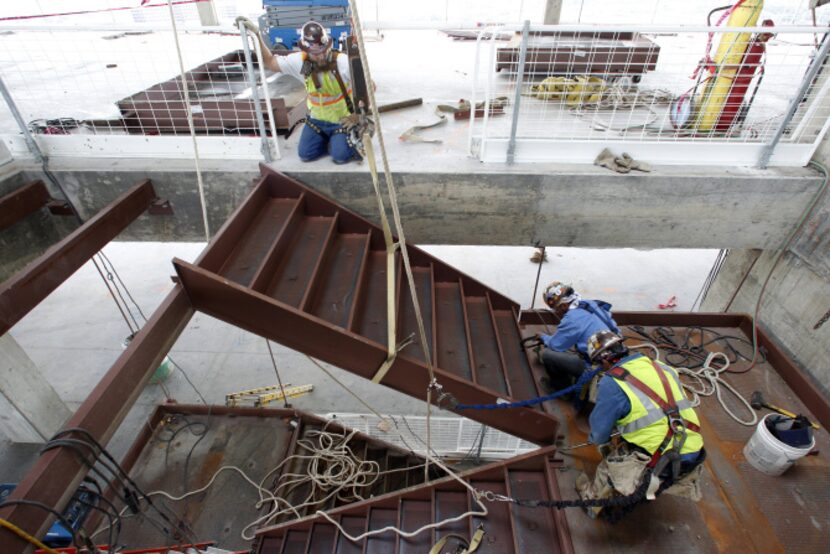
749, 391, 820, 430
377, 98, 423, 113
658, 295, 678, 310
436, 97, 509, 120
226, 384, 313, 408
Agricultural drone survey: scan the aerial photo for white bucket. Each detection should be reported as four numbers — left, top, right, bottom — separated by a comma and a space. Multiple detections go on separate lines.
743, 414, 815, 476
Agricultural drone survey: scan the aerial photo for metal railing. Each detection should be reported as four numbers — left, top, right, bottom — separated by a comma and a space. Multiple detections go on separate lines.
468, 23, 830, 166
0, 24, 283, 161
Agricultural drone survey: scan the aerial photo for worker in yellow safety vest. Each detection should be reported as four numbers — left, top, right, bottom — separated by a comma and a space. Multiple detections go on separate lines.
236, 18, 361, 164
576, 330, 706, 519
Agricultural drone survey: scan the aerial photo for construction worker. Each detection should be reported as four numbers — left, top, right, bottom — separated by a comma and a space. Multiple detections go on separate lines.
236, 18, 360, 164
576, 330, 706, 519
536, 281, 620, 392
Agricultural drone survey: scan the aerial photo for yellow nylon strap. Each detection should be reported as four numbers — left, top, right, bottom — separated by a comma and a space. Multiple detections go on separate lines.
428, 525, 486, 554
364, 133, 402, 384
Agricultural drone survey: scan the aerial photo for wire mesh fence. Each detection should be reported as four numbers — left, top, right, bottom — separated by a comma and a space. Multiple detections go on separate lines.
0, 24, 296, 158
469, 24, 830, 166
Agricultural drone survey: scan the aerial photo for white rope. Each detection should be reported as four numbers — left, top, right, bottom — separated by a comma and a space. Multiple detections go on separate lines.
166, 0, 210, 242
629, 344, 758, 427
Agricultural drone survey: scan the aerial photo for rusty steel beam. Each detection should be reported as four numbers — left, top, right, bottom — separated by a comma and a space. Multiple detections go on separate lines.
173, 259, 559, 445
0, 286, 194, 550
0, 180, 156, 336
0, 180, 50, 231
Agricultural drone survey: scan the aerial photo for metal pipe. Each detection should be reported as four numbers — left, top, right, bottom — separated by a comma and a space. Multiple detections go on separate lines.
759, 31, 830, 169
0, 74, 45, 164
239, 20, 273, 163
507, 20, 530, 165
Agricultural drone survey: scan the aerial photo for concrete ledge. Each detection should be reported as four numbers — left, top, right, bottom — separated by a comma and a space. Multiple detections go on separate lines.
10, 161, 823, 248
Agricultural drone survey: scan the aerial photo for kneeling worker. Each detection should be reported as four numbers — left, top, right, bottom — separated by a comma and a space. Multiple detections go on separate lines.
577, 331, 706, 518
236, 18, 361, 164
537, 281, 620, 392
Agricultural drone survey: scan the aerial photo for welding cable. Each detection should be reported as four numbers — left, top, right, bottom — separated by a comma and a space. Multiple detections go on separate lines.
0, 500, 84, 549
45, 429, 196, 544
0, 517, 59, 553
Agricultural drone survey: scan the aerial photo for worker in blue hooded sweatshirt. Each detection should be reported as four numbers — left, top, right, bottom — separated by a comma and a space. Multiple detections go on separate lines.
536, 281, 620, 392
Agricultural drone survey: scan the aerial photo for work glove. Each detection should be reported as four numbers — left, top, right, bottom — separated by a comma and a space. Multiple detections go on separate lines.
234, 16, 259, 34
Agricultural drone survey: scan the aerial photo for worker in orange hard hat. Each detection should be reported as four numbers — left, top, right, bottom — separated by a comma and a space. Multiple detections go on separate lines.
236, 17, 360, 164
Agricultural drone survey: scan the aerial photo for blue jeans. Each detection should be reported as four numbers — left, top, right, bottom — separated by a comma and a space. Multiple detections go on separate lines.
298, 117, 357, 164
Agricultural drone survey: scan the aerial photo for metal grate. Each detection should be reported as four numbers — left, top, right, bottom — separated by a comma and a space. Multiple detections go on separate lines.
324, 412, 538, 460
469, 23, 830, 166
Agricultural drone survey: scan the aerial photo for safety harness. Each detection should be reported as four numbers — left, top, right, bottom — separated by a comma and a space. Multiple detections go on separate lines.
607, 360, 700, 480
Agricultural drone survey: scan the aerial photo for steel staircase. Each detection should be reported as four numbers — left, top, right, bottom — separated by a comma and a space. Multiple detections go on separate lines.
252, 446, 570, 554
173, 165, 559, 444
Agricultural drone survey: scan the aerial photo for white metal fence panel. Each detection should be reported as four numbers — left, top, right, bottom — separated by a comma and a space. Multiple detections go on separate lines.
324, 412, 538, 460
469, 24, 830, 166
0, 24, 285, 160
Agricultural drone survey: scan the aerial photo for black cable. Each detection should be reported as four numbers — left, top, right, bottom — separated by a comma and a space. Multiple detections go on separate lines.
46, 429, 197, 544
91, 256, 137, 335
77, 484, 122, 548
72, 490, 118, 550
97, 253, 141, 332
0, 499, 85, 549
707, 4, 734, 27
98, 250, 149, 322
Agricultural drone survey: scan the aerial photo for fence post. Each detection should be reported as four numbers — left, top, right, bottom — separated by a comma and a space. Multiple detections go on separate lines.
239, 21, 274, 164
507, 20, 530, 165
759, 32, 830, 169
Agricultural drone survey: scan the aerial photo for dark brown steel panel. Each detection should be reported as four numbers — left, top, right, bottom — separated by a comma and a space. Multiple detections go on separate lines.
0, 286, 194, 547
351, 251, 390, 345
507, 470, 561, 554
281, 530, 309, 554
309, 233, 371, 328
435, 282, 473, 381
0, 180, 156, 336
466, 297, 508, 395
259, 164, 517, 311
399, 266, 434, 365
471, 480, 516, 554
264, 215, 336, 308
398, 500, 432, 554
365, 508, 397, 554
306, 522, 337, 553
250, 194, 307, 292
0, 180, 50, 231
219, 198, 301, 286
335, 515, 366, 554
434, 490, 469, 540
494, 310, 541, 408
172, 259, 558, 444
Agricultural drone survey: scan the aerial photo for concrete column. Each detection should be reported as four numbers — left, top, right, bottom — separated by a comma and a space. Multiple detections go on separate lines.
543, 0, 563, 24
196, 0, 219, 26
0, 334, 71, 442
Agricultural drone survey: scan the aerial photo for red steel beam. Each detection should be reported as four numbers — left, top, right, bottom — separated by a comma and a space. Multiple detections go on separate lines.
173, 258, 559, 445
0, 286, 194, 550
0, 180, 50, 231
0, 180, 157, 336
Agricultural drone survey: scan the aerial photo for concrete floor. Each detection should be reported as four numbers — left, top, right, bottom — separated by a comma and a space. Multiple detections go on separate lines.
1, 241, 717, 474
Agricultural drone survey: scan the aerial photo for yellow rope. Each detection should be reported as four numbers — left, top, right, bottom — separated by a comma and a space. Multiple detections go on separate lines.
0, 517, 59, 554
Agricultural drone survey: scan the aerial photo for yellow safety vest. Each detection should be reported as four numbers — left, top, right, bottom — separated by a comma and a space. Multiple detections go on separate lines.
303, 52, 352, 123
608, 355, 703, 457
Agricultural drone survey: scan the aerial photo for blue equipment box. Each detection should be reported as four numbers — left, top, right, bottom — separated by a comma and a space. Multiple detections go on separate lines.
259, 1, 351, 51
1, 483, 96, 547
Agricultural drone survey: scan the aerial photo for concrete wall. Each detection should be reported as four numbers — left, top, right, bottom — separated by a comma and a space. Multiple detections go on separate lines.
0, 171, 73, 282
12, 164, 824, 249
702, 142, 830, 399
